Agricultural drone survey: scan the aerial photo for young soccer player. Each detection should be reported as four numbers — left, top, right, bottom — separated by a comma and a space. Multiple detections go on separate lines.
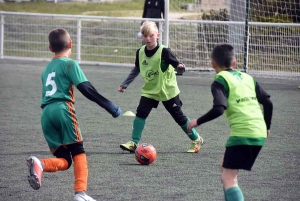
187, 43, 273, 200
26, 28, 121, 201
118, 21, 204, 153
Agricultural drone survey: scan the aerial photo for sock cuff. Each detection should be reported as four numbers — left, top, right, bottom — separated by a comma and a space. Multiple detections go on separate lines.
73, 153, 87, 162
225, 186, 241, 194
134, 117, 145, 122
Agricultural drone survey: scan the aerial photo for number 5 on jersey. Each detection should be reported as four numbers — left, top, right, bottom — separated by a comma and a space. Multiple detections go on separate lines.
45, 72, 57, 96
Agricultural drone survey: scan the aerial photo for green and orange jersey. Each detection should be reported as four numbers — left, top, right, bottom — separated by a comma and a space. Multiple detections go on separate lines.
41, 57, 88, 108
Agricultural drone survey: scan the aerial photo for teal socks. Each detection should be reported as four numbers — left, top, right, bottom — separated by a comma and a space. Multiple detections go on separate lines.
180, 118, 199, 140
225, 186, 244, 201
131, 117, 145, 144
132, 117, 199, 143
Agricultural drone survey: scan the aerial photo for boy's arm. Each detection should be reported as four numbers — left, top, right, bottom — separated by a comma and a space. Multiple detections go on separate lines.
119, 49, 140, 90
255, 81, 273, 130
162, 48, 180, 68
196, 81, 227, 125
77, 81, 121, 118
188, 81, 227, 132
119, 65, 140, 89
67, 60, 121, 118
161, 48, 185, 72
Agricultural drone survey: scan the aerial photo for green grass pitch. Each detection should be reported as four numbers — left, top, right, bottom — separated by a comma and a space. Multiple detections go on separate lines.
0, 59, 299, 201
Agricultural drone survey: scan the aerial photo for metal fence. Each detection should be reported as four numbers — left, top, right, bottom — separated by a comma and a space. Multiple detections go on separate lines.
0, 11, 299, 79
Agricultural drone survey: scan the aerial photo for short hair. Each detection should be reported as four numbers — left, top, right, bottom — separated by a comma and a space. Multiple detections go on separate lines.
211, 43, 235, 68
48, 28, 70, 53
140, 21, 158, 36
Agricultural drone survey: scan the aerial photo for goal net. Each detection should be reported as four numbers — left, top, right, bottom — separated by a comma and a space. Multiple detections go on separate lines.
168, 0, 300, 77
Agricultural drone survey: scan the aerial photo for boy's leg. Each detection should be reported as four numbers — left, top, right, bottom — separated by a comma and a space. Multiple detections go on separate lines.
162, 95, 199, 140
180, 118, 201, 140
67, 143, 96, 201
73, 153, 88, 192
42, 146, 72, 172
26, 147, 71, 190
219, 157, 228, 201
131, 117, 146, 144
222, 148, 243, 201
162, 95, 204, 152
120, 97, 157, 152
221, 145, 263, 201
26, 156, 44, 190
27, 105, 71, 190
221, 168, 244, 201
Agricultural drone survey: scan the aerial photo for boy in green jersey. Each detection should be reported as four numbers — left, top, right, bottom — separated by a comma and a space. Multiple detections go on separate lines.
26, 28, 121, 201
118, 21, 204, 153
188, 43, 273, 201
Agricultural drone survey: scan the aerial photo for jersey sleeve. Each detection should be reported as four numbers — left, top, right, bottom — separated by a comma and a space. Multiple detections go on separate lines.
120, 50, 140, 88
211, 80, 228, 108
160, 47, 180, 73
67, 60, 88, 87
162, 47, 180, 68
254, 80, 271, 103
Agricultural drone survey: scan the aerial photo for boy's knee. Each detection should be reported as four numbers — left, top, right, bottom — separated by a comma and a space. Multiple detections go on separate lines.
221, 173, 238, 189
67, 142, 85, 158
64, 157, 72, 169
54, 147, 73, 169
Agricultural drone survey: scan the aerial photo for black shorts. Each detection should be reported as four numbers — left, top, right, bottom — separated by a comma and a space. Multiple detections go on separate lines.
136, 95, 187, 125
222, 145, 262, 171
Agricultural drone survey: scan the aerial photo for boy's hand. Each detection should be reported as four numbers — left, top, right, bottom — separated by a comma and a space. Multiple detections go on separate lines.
187, 119, 198, 133
118, 86, 126, 93
267, 130, 270, 137
177, 63, 185, 68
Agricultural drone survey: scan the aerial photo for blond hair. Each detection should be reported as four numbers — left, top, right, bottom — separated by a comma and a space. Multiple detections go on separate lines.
140, 21, 158, 36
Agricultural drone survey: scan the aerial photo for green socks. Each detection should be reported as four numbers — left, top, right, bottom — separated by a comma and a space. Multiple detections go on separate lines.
131, 117, 145, 144
180, 119, 199, 140
225, 186, 244, 201
132, 117, 199, 143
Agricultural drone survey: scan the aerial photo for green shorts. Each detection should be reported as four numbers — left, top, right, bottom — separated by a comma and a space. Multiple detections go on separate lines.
41, 101, 83, 154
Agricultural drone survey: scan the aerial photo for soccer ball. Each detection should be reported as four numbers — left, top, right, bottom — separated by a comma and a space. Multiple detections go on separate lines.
135, 143, 157, 165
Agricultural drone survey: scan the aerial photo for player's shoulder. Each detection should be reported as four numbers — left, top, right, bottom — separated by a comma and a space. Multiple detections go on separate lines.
240, 71, 257, 84
161, 45, 173, 55
161, 44, 170, 50
214, 72, 227, 83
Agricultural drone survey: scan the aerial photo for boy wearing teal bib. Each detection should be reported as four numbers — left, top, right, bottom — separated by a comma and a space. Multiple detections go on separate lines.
118, 21, 204, 153
188, 44, 273, 200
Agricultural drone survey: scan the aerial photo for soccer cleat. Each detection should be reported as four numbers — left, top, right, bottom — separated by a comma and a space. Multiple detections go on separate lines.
73, 193, 96, 201
187, 136, 204, 153
120, 141, 138, 153
27, 156, 43, 190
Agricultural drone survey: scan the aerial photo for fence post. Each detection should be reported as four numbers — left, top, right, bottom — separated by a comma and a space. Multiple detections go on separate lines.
158, 22, 163, 44
164, 0, 169, 46
0, 14, 4, 59
229, 0, 246, 59
243, 0, 250, 73
77, 18, 81, 63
